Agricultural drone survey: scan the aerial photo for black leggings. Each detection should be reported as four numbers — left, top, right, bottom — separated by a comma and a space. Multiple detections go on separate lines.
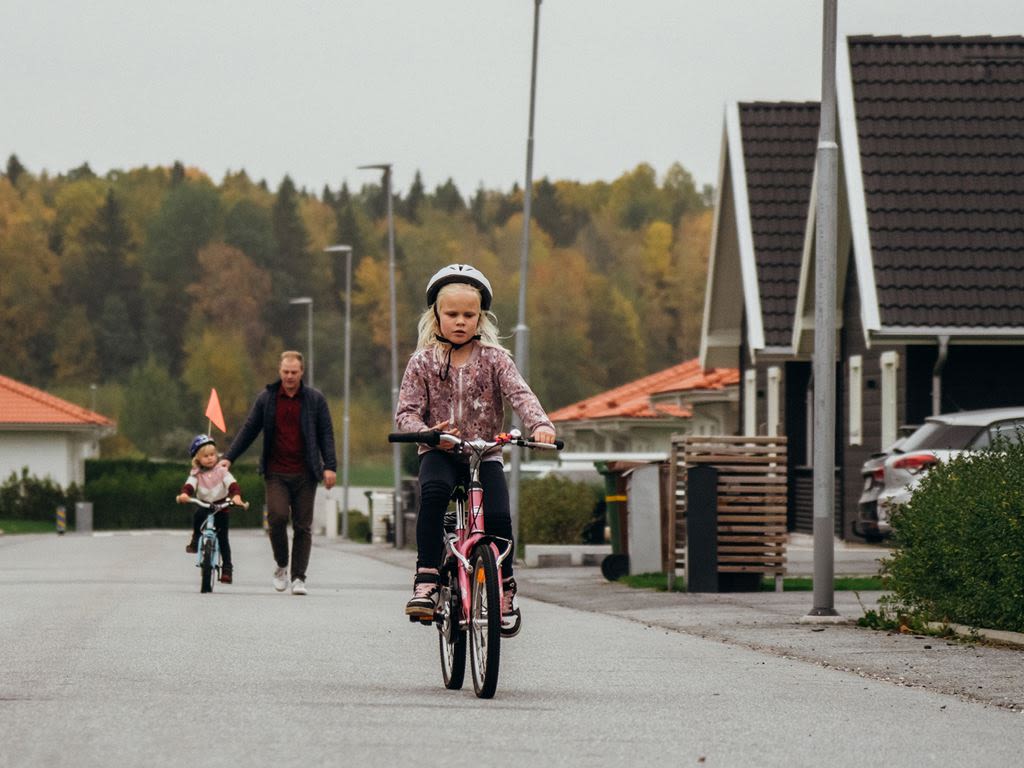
191, 509, 232, 569
415, 451, 513, 578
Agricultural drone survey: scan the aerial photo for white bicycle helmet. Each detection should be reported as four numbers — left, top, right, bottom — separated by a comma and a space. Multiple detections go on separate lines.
425, 264, 493, 311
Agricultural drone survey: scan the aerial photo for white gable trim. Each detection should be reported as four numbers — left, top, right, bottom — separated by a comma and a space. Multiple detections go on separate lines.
837, 37, 880, 334
792, 162, 819, 354
726, 102, 765, 352
699, 121, 732, 369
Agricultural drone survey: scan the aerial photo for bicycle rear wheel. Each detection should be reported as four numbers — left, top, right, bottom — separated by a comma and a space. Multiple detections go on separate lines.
438, 566, 466, 690
469, 544, 501, 698
200, 539, 215, 593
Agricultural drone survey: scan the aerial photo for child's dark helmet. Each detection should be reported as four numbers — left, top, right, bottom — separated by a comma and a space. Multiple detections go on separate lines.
425, 264, 493, 311
189, 434, 216, 458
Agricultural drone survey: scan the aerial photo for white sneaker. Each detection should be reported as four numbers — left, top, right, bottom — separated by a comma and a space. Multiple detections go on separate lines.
273, 566, 288, 592
291, 579, 307, 596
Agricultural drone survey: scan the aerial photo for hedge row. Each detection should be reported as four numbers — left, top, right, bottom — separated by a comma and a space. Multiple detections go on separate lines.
4, 460, 605, 545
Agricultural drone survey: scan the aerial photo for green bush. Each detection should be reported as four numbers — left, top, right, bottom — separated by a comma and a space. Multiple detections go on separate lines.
346, 510, 372, 542
882, 440, 1024, 632
0, 468, 82, 522
519, 475, 601, 544
84, 459, 266, 529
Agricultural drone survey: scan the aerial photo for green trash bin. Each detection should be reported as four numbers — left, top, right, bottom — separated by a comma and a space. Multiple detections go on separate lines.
595, 461, 630, 580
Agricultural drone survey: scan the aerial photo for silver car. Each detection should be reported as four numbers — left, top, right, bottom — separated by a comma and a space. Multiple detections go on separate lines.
854, 407, 1024, 541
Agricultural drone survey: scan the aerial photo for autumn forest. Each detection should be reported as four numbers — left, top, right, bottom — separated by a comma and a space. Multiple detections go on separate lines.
0, 155, 712, 464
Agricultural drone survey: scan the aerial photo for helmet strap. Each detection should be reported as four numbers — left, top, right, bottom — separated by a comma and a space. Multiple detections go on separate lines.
434, 334, 481, 381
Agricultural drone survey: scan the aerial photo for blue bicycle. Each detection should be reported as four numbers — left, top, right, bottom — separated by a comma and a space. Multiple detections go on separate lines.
185, 497, 247, 593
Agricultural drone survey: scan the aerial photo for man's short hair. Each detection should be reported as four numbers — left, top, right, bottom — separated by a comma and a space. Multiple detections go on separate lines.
280, 350, 304, 368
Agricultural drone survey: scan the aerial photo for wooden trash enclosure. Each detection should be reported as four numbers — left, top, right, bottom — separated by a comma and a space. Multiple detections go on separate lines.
666, 435, 788, 588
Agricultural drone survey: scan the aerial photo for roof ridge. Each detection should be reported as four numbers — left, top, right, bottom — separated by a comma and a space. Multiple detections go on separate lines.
849, 34, 1024, 44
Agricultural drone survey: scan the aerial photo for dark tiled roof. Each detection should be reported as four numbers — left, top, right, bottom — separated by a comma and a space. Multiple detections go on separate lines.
849, 35, 1024, 328
739, 101, 820, 347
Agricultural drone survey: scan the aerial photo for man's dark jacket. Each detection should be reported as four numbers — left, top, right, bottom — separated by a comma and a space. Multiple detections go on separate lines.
225, 381, 337, 480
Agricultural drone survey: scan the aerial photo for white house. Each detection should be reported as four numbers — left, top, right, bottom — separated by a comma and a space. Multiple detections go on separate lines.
0, 374, 115, 488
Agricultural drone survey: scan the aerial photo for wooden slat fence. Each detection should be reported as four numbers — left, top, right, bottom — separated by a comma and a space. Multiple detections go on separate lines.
666, 435, 788, 585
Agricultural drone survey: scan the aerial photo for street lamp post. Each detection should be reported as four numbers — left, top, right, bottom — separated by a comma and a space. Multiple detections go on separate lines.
807, 0, 841, 621
324, 244, 353, 539
358, 163, 403, 549
509, 0, 543, 550
288, 297, 314, 390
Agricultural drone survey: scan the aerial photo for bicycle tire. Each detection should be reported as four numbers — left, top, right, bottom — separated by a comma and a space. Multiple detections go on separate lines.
438, 566, 466, 690
469, 544, 501, 699
200, 539, 215, 594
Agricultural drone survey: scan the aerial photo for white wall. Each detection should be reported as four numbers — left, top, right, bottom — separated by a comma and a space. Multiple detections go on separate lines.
0, 430, 101, 488
0, 431, 73, 486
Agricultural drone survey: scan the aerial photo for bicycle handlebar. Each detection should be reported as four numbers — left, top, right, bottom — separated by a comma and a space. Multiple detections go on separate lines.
388, 430, 563, 451
387, 430, 442, 446
182, 497, 250, 511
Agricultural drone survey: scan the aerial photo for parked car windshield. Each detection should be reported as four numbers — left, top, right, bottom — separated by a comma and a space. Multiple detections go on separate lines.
897, 422, 982, 452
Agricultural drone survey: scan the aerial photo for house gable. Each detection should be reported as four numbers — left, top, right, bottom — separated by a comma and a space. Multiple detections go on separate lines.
700, 104, 765, 368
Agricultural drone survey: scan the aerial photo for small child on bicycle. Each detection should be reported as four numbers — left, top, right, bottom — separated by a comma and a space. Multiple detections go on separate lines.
176, 434, 243, 584
395, 264, 556, 630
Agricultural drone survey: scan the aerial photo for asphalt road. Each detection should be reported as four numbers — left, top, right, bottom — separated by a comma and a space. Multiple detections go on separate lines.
2, 531, 1023, 768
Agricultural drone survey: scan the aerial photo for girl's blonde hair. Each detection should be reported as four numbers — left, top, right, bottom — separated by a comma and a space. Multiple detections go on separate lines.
416, 283, 507, 353
192, 443, 217, 468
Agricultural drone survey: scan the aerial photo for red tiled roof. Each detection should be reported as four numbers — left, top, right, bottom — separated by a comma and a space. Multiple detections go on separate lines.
549, 359, 739, 423
0, 374, 114, 427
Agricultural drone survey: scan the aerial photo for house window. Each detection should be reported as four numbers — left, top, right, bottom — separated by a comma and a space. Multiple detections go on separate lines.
766, 366, 780, 436
743, 369, 757, 436
849, 355, 863, 446
880, 351, 899, 450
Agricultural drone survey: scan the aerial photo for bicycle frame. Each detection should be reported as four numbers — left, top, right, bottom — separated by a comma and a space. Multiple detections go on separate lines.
185, 497, 245, 593
440, 436, 516, 631
196, 509, 221, 571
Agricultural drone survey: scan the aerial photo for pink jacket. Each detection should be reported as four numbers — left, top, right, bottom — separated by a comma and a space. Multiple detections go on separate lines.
396, 344, 554, 462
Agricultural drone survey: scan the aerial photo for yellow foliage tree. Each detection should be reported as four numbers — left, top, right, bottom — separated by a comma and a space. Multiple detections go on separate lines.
181, 328, 259, 436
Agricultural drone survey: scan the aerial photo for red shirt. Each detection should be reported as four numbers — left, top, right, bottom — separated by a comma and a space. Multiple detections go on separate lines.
268, 387, 305, 474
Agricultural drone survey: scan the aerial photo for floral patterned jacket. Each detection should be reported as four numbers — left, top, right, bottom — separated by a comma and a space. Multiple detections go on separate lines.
395, 343, 554, 462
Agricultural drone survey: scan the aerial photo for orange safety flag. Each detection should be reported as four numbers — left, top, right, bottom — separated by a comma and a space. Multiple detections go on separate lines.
205, 388, 227, 433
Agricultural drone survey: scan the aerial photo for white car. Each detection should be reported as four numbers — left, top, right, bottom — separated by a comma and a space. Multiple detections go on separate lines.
855, 407, 1024, 541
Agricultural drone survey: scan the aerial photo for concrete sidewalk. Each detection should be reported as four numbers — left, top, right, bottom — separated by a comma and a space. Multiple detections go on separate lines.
329, 538, 1024, 713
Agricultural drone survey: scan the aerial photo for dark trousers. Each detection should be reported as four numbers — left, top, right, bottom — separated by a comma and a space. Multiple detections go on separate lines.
416, 451, 514, 578
265, 473, 316, 581
191, 509, 232, 569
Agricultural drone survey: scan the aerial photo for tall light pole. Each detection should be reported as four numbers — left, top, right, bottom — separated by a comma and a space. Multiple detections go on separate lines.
806, 0, 841, 621
509, 0, 543, 549
359, 162, 403, 549
324, 244, 353, 538
288, 297, 314, 390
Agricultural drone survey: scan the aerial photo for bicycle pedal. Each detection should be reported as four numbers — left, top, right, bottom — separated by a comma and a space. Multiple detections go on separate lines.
419, 618, 433, 626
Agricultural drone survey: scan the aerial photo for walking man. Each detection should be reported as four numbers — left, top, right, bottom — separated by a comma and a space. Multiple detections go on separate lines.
221, 350, 336, 595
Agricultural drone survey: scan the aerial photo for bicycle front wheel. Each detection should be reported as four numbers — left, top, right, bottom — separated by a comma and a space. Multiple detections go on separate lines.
438, 566, 466, 690
469, 544, 501, 699
200, 539, 215, 593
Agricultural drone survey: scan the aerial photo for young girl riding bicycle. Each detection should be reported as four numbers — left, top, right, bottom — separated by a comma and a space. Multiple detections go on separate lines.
176, 434, 244, 584
395, 264, 556, 629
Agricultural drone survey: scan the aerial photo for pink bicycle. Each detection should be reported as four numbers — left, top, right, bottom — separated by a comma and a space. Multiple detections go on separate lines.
389, 428, 562, 698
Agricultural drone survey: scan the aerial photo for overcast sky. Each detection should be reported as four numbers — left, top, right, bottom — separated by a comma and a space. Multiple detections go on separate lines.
3, 1, 1024, 198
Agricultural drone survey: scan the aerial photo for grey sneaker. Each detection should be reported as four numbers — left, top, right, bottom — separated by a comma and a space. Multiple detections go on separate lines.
273, 566, 288, 592
291, 579, 307, 596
